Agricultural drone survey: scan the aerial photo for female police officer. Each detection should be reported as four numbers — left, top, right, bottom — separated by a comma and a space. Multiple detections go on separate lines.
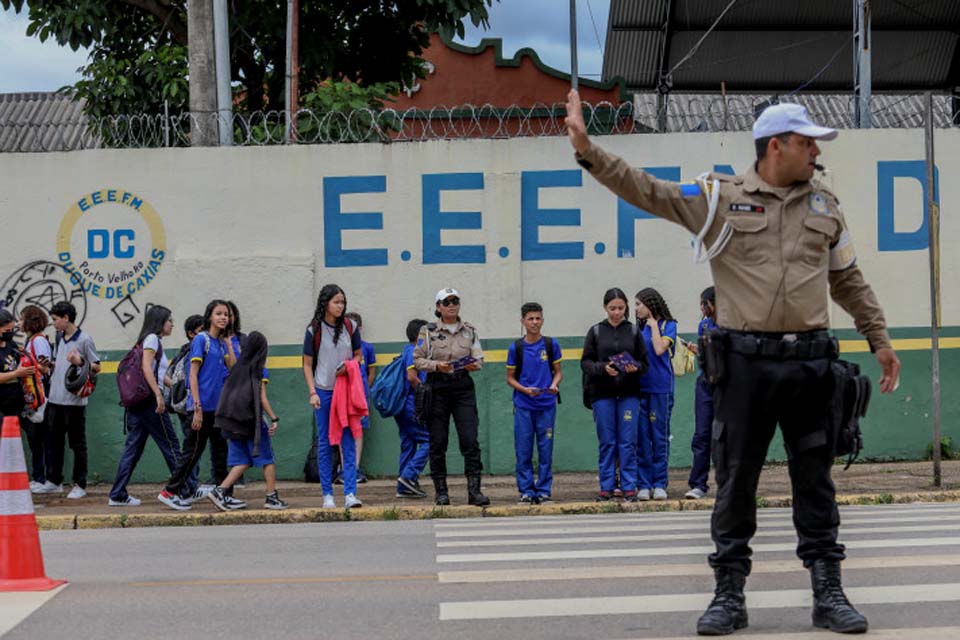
565, 92, 900, 636
413, 288, 489, 506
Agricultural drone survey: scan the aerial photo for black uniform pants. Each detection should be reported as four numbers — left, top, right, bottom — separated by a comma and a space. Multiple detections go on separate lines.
164, 411, 227, 495
46, 404, 87, 489
427, 374, 482, 478
709, 350, 844, 576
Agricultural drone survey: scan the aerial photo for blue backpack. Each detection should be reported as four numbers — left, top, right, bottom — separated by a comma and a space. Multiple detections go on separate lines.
370, 356, 408, 418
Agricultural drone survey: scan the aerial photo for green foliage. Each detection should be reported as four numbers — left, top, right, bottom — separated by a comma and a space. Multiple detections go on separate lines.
926, 435, 957, 461
3, 0, 496, 119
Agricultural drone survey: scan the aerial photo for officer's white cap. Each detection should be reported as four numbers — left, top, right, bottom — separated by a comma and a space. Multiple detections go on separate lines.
752, 103, 837, 141
435, 287, 460, 302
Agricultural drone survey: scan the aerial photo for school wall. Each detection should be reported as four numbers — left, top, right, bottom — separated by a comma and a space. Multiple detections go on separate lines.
2, 130, 956, 483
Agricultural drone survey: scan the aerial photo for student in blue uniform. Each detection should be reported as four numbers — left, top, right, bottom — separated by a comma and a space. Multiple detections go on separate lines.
507, 303, 562, 504
345, 311, 375, 483
634, 288, 678, 501
581, 288, 648, 502
395, 318, 430, 498
686, 286, 717, 500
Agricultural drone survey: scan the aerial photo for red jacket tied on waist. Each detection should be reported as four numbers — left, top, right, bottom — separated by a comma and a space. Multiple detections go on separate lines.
329, 359, 368, 445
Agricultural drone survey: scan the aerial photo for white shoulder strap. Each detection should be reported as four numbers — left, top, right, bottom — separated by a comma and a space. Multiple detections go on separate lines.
692, 173, 732, 263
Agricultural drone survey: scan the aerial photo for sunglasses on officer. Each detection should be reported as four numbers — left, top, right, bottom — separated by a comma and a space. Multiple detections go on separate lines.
440, 297, 461, 307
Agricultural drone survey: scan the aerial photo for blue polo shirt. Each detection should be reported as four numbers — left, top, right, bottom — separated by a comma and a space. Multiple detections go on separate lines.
639, 320, 677, 394
506, 337, 562, 411
360, 341, 377, 384
186, 332, 230, 412
401, 343, 426, 413
698, 316, 718, 337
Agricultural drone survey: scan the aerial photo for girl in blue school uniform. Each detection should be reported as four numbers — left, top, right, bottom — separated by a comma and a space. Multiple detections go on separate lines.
580, 288, 648, 502
686, 286, 717, 500
634, 288, 678, 501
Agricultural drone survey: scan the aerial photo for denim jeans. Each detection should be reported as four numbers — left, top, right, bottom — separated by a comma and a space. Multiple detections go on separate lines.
314, 388, 357, 495
109, 400, 181, 501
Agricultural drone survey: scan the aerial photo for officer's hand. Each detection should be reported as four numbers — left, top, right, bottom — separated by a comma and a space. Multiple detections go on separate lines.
876, 348, 901, 394
436, 362, 453, 373
465, 362, 482, 372
564, 90, 590, 154
604, 363, 618, 377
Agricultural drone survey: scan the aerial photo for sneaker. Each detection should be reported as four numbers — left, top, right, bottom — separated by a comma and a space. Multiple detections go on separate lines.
397, 476, 427, 497
183, 486, 213, 505
345, 493, 362, 509
222, 494, 247, 510
685, 487, 708, 500
538, 494, 553, 503
264, 491, 289, 510
518, 494, 537, 505
66, 485, 86, 499
322, 494, 336, 509
207, 487, 229, 512
623, 490, 638, 502
396, 487, 422, 499
34, 481, 63, 494
356, 469, 368, 484
596, 491, 613, 502
613, 488, 623, 499
653, 488, 668, 500
108, 496, 141, 507
333, 471, 344, 485
29, 481, 44, 493
637, 489, 651, 501
158, 490, 192, 511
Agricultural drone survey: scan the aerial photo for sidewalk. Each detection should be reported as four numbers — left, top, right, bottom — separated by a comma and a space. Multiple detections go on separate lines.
32, 460, 960, 530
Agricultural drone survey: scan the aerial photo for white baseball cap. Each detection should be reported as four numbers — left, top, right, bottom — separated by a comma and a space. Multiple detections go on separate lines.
752, 103, 837, 141
435, 287, 460, 303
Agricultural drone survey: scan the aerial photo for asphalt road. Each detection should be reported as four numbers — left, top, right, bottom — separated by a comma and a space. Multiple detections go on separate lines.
4, 503, 960, 639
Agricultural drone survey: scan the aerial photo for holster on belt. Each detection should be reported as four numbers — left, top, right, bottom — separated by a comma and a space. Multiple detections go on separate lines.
829, 360, 872, 469
698, 328, 728, 386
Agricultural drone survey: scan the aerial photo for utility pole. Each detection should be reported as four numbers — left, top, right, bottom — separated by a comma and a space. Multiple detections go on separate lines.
853, 0, 872, 128
188, 0, 219, 146
213, 0, 233, 145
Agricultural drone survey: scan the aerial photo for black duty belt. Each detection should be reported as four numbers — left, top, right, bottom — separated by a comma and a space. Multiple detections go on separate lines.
725, 329, 838, 360
427, 370, 470, 382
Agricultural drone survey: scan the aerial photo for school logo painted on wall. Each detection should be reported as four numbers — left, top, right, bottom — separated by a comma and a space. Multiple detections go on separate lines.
56, 189, 166, 300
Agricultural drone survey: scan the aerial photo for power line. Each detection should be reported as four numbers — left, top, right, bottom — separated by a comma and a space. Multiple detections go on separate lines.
784, 33, 853, 97
585, 0, 604, 59
668, 0, 739, 75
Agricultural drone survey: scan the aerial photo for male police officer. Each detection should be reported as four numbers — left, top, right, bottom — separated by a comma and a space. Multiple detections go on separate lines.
565, 91, 901, 636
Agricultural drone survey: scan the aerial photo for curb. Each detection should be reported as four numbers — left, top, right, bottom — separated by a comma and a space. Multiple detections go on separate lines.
35, 490, 960, 531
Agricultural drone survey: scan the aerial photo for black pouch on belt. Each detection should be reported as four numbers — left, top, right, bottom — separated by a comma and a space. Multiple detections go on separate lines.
413, 382, 433, 426
829, 360, 872, 469
699, 329, 727, 386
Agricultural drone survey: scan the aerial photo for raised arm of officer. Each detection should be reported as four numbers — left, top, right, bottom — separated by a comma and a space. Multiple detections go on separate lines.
564, 89, 709, 235
826, 210, 901, 393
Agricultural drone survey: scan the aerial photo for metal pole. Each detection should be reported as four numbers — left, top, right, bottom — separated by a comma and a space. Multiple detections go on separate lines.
187, 0, 218, 146
213, 0, 233, 145
925, 91, 942, 487
569, 0, 578, 90
285, 0, 293, 144
853, 0, 872, 128
163, 100, 170, 147
290, 0, 300, 141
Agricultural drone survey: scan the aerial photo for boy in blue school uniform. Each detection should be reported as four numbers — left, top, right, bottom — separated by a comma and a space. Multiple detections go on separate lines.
506, 303, 562, 504
686, 286, 716, 500
395, 319, 430, 498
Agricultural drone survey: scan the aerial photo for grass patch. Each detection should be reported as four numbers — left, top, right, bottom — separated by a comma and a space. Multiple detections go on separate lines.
755, 496, 769, 509
381, 507, 401, 521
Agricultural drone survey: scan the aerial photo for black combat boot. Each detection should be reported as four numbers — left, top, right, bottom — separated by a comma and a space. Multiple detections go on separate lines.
810, 559, 868, 633
466, 475, 490, 507
433, 476, 450, 506
696, 568, 748, 636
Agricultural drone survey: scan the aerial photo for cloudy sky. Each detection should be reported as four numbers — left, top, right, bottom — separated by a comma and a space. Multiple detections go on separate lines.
0, 1, 609, 94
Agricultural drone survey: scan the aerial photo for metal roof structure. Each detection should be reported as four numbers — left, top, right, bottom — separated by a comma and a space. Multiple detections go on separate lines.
0, 92, 96, 153
603, 0, 960, 93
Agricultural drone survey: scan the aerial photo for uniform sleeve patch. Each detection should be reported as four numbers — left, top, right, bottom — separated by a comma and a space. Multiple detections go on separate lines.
680, 182, 702, 197
829, 229, 857, 271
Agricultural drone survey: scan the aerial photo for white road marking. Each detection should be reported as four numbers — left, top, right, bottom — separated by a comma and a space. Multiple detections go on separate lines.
612, 626, 960, 640
0, 584, 67, 636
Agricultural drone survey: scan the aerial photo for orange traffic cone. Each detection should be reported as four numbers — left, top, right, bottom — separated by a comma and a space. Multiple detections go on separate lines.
0, 414, 66, 591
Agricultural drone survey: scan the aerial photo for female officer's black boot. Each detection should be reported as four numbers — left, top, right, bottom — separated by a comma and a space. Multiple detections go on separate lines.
810, 559, 868, 633
433, 476, 450, 506
696, 568, 748, 635
466, 475, 490, 506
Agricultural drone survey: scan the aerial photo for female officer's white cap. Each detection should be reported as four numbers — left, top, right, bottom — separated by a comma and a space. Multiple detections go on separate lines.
752, 103, 838, 141
436, 287, 460, 302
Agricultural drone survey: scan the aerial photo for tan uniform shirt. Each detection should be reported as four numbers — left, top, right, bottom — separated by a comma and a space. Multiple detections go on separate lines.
413, 321, 485, 372
577, 142, 891, 350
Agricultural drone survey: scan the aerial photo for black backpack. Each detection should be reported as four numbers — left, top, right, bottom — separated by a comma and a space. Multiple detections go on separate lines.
512, 336, 561, 404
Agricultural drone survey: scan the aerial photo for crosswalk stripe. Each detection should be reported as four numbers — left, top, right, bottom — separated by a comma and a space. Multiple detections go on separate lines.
613, 626, 960, 640
433, 505, 960, 529
436, 536, 960, 563
0, 585, 67, 635
436, 523, 960, 548
435, 515, 960, 539
438, 554, 960, 583
438, 581, 960, 620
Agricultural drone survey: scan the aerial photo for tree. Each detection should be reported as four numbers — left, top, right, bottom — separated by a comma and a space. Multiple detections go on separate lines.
1, 0, 496, 117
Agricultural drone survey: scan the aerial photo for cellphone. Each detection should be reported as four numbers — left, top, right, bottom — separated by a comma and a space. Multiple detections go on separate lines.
335, 361, 346, 373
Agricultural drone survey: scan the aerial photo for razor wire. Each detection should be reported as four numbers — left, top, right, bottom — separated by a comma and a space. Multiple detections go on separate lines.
1, 95, 957, 152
